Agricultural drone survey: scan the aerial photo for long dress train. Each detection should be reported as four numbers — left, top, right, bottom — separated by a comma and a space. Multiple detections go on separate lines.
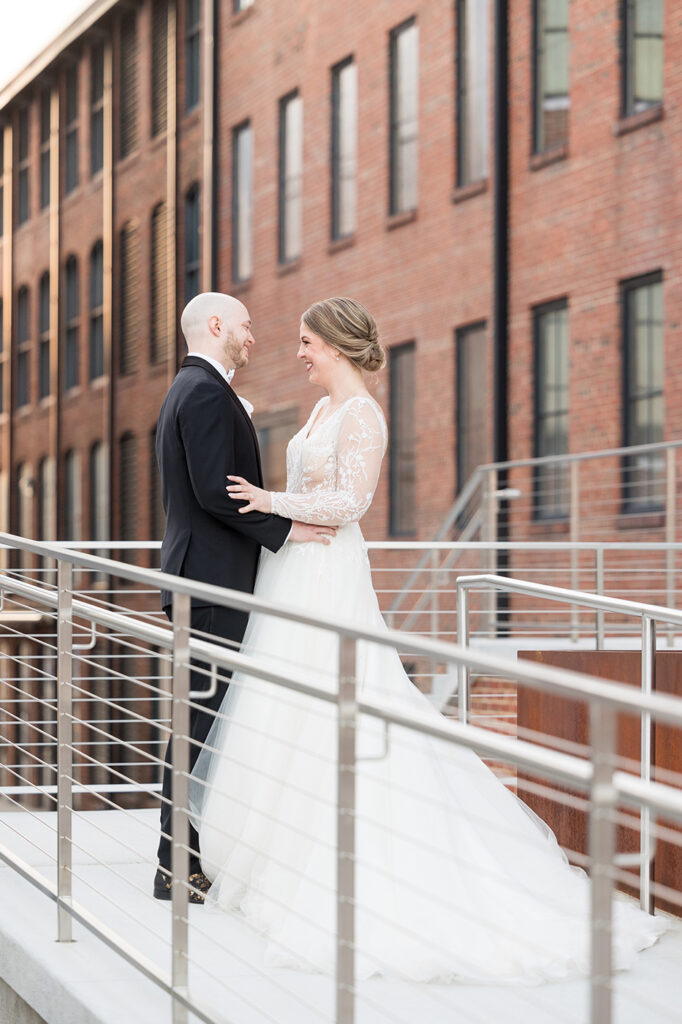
189, 394, 666, 983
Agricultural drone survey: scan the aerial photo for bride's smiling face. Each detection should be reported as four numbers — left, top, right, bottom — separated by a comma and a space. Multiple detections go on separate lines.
297, 322, 340, 389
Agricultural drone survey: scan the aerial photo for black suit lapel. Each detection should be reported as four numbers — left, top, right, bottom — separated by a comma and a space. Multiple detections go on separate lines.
181, 355, 265, 485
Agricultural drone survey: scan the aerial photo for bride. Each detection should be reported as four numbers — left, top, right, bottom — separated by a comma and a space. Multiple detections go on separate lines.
189, 297, 666, 983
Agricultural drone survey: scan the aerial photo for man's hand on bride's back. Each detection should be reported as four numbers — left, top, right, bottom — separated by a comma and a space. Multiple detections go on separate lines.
289, 522, 337, 545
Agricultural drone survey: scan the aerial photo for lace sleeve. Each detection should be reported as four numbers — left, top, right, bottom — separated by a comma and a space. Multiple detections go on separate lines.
270, 398, 387, 525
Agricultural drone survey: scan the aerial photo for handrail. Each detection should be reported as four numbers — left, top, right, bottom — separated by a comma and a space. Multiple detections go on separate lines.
3, 534, 682, 1023
478, 436, 682, 473
456, 572, 682, 914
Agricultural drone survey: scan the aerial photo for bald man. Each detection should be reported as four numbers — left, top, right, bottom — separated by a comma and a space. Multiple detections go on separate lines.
153, 292, 335, 902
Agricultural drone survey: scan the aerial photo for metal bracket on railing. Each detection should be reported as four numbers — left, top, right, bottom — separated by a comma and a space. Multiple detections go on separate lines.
73, 621, 97, 651
189, 662, 218, 700
358, 719, 390, 763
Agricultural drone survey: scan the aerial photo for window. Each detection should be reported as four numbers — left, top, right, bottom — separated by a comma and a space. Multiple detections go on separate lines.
90, 241, 104, 379
91, 43, 105, 175
119, 433, 138, 543
622, 273, 664, 510
534, 300, 569, 518
185, 0, 201, 111
16, 286, 30, 409
255, 408, 300, 492
89, 441, 109, 565
119, 222, 139, 375
16, 463, 34, 557
389, 342, 416, 535
39, 272, 50, 399
149, 429, 165, 540
65, 256, 80, 390
63, 449, 81, 540
40, 89, 51, 208
151, 0, 168, 136
456, 322, 489, 491
533, 0, 569, 153
0, 298, 4, 413
331, 58, 357, 240
389, 19, 418, 215
150, 202, 168, 363
456, 1, 489, 185
184, 184, 200, 303
0, 129, 4, 237
37, 456, 55, 543
17, 107, 30, 224
65, 65, 79, 193
232, 121, 253, 281
623, 0, 664, 116
278, 91, 303, 263
120, 12, 138, 158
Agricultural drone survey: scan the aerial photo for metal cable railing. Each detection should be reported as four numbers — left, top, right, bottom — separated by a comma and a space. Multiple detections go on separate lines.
1, 532, 682, 1024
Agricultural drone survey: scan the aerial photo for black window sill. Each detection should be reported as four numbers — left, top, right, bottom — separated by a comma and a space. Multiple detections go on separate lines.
617, 509, 664, 530
328, 234, 355, 255
614, 104, 663, 137
451, 179, 488, 204
386, 209, 417, 232
529, 516, 570, 536
530, 143, 569, 172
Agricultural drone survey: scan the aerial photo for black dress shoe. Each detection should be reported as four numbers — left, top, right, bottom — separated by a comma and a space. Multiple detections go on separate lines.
153, 867, 209, 904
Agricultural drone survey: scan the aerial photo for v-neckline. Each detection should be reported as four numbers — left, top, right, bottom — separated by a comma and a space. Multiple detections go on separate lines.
304, 394, 367, 441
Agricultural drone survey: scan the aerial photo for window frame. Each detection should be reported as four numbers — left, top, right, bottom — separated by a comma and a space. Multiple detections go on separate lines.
389, 341, 417, 537
90, 43, 105, 176
532, 0, 570, 154
89, 240, 104, 380
232, 120, 253, 282
622, 0, 664, 117
533, 298, 570, 520
38, 271, 50, 399
184, 183, 200, 304
389, 17, 419, 216
15, 285, 31, 409
17, 106, 30, 225
331, 55, 357, 241
65, 63, 79, 194
64, 255, 80, 391
185, 0, 201, 112
40, 89, 51, 208
278, 90, 303, 265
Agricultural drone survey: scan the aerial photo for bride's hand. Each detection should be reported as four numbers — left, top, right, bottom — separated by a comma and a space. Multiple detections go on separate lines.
226, 475, 272, 513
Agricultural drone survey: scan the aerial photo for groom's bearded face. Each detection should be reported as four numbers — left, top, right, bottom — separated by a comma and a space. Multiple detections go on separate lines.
223, 319, 252, 369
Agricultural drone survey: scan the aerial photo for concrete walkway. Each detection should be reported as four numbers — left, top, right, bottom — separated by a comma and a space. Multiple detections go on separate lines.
0, 808, 680, 1024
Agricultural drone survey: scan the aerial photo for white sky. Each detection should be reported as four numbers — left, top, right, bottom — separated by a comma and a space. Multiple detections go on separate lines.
0, 0, 94, 90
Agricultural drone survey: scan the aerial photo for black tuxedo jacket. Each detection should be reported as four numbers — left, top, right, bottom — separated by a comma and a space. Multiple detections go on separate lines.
156, 355, 292, 609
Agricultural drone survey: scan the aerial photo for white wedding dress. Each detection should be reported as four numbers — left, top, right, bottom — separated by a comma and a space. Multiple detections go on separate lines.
189, 394, 666, 983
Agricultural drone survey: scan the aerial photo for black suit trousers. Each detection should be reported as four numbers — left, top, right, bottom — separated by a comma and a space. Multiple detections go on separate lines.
156, 602, 249, 872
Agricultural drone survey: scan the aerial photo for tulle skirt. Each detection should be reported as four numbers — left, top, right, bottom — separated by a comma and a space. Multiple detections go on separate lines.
189, 523, 666, 983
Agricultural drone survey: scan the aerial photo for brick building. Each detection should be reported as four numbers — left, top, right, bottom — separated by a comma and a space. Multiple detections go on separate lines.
0, 0, 674, 559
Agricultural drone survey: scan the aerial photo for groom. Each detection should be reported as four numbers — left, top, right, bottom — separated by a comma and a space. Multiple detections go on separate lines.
153, 292, 335, 902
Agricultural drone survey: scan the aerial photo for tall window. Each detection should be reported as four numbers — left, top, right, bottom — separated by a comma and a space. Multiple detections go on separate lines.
456, 1, 489, 185
90, 241, 104, 379
533, 0, 569, 153
255, 409, 300, 492
389, 342, 416, 535
152, 0, 169, 136
65, 65, 79, 193
150, 202, 168, 363
16, 463, 34, 552
184, 184, 200, 303
623, 0, 664, 116
119, 222, 139, 375
534, 300, 569, 518
331, 58, 357, 240
38, 456, 55, 543
185, 0, 201, 112
120, 12, 138, 158
623, 273, 664, 510
0, 130, 4, 237
149, 429, 165, 540
232, 121, 253, 282
17, 107, 30, 224
89, 441, 109, 564
389, 19, 418, 215
39, 272, 50, 399
65, 256, 80, 390
63, 449, 81, 541
16, 286, 30, 409
278, 91, 303, 264
456, 323, 489, 491
119, 433, 138, 543
40, 89, 51, 208
0, 298, 4, 413
91, 43, 105, 175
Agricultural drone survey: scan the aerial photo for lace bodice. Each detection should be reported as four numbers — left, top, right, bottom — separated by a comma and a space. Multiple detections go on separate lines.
270, 395, 387, 525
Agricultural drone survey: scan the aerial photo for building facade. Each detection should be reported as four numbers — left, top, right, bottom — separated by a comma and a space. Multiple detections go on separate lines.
0, 0, 676, 561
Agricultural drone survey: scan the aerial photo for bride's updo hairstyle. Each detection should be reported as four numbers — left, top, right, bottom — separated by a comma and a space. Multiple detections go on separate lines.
302, 297, 386, 373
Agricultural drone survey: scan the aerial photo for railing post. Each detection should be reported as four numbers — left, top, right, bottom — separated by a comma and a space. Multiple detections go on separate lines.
595, 548, 605, 650
640, 615, 655, 914
57, 560, 74, 943
666, 447, 675, 647
337, 634, 357, 1024
589, 701, 616, 1024
171, 592, 191, 1024
456, 583, 469, 724
570, 461, 580, 642
483, 469, 498, 637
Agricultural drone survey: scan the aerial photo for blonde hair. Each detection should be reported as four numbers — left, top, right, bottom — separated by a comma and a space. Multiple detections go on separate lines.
302, 297, 386, 373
